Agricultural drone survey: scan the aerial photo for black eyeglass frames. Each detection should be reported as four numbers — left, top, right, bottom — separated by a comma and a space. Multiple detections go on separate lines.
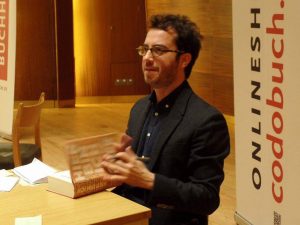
136, 45, 184, 57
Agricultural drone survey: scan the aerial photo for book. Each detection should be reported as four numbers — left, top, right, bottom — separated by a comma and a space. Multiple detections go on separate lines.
47, 133, 131, 198
47, 170, 74, 197
13, 158, 57, 184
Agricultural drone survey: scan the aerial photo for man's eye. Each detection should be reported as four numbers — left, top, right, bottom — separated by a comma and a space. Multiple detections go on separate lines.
141, 47, 148, 52
153, 47, 164, 53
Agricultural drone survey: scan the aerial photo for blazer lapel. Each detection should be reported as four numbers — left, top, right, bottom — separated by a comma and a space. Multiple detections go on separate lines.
148, 87, 193, 170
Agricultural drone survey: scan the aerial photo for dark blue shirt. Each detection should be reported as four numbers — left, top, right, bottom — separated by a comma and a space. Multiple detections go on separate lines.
137, 80, 189, 160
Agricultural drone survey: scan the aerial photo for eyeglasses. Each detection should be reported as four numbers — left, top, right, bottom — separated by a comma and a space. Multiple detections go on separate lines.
136, 45, 183, 57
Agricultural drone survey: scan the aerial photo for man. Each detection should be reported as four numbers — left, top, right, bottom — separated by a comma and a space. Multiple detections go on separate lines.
101, 14, 230, 225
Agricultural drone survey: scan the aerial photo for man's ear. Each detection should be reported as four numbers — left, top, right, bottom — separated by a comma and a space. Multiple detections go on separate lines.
180, 53, 192, 68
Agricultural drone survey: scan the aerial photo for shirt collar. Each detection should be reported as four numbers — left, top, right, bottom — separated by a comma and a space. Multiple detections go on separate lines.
149, 80, 189, 111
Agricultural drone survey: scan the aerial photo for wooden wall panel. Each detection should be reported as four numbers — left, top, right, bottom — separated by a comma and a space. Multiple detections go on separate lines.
15, 0, 57, 101
145, 0, 234, 115
110, 0, 145, 63
211, 37, 233, 77
73, 0, 149, 97
110, 0, 149, 95
14, 0, 233, 114
73, 0, 111, 96
55, 0, 75, 107
193, 36, 212, 73
213, 75, 234, 114
210, 0, 232, 38
189, 72, 213, 102
111, 62, 145, 95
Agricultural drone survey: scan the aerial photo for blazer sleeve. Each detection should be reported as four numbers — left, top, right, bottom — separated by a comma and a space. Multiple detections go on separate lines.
148, 110, 230, 215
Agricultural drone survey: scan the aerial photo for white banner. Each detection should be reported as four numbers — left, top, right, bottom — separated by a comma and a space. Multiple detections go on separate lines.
233, 1, 300, 224
0, 0, 16, 137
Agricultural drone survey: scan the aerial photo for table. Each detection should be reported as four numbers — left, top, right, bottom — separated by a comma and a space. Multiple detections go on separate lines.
0, 184, 151, 225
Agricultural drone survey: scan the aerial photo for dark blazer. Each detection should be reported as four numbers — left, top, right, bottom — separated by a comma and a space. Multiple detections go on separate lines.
114, 83, 230, 225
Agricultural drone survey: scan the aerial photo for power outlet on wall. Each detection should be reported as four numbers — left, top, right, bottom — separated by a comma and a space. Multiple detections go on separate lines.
114, 78, 134, 86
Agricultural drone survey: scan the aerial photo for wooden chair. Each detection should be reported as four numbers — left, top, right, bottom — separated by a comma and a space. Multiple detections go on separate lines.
0, 92, 45, 169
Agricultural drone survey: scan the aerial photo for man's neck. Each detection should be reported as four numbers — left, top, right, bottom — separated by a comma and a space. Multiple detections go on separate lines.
154, 79, 186, 102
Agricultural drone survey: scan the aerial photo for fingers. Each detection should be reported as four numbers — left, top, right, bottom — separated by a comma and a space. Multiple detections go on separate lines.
110, 149, 136, 163
120, 134, 133, 148
100, 170, 124, 187
101, 153, 154, 190
101, 157, 131, 176
113, 133, 133, 152
124, 146, 135, 156
113, 142, 126, 153
99, 134, 148, 188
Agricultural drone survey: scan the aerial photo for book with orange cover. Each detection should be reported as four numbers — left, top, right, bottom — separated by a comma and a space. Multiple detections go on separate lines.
47, 133, 129, 198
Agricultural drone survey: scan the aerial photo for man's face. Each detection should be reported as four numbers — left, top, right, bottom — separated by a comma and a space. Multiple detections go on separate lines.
142, 29, 182, 89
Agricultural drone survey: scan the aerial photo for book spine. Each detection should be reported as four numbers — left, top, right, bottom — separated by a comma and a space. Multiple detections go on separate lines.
73, 178, 109, 198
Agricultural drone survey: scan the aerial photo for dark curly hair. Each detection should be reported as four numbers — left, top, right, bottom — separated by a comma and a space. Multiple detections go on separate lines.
149, 14, 202, 79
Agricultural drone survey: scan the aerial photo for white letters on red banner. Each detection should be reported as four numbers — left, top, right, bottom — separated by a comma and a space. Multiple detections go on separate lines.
0, 0, 16, 137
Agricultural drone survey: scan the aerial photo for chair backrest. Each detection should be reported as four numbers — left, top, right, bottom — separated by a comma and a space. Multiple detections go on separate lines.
12, 92, 45, 166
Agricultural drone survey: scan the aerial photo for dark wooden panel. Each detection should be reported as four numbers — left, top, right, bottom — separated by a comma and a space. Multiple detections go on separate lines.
110, 0, 146, 63
111, 62, 149, 95
15, 0, 57, 101
55, 0, 75, 107
110, 0, 149, 96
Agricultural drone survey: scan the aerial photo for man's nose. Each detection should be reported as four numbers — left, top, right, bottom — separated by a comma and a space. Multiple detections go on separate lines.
143, 49, 154, 59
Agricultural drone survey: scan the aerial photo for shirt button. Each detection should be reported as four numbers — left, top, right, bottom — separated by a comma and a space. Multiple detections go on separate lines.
154, 112, 159, 116
165, 104, 169, 108
147, 132, 151, 137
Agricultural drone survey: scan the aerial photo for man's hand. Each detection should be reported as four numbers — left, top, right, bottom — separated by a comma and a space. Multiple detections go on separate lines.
101, 147, 155, 190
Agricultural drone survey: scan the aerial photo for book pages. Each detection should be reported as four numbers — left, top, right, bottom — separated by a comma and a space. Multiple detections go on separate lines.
64, 133, 122, 198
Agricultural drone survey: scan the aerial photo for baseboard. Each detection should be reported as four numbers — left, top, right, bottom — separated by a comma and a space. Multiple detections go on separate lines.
57, 99, 75, 108
13, 96, 144, 109
14, 100, 57, 108
75, 95, 143, 105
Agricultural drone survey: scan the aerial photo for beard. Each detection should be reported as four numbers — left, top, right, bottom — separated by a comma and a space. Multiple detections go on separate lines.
143, 62, 179, 89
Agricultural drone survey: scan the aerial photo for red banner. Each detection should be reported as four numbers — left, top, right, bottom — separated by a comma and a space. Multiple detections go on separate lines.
0, 0, 9, 81
0, 0, 16, 137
